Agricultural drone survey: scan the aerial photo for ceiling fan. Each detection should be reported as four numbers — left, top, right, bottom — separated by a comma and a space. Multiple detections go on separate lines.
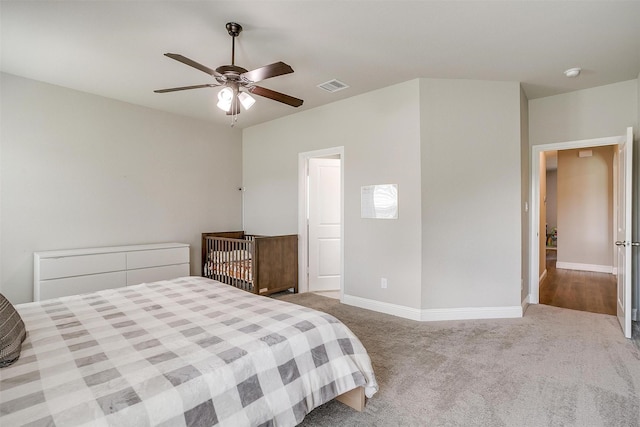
154, 22, 303, 123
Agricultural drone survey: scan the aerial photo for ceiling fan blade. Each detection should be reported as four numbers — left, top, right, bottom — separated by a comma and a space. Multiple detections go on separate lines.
164, 53, 218, 76
154, 84, 220, 93
241, 61, 294, 83
249, 86, 303, 107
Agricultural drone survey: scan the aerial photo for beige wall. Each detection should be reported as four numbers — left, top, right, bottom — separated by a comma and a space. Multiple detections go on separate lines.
0, 73, 243, 304
244, 78, 524, 313
243, 80, 423, 308
529, 80, 638, 145
420, 79, 522, 309
557, 147, 614, 268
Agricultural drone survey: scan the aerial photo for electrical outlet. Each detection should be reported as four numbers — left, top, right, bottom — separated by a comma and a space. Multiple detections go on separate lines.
381, 278, 388, 289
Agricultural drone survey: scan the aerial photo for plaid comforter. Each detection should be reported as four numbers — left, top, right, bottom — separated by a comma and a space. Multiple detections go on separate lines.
1, 277, 377, 426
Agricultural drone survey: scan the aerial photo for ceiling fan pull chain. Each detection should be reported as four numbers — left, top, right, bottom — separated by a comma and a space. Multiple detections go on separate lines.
231, 94, 238, 127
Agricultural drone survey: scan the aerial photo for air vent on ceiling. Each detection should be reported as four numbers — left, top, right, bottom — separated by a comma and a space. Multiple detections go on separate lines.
317, 79, 349, 93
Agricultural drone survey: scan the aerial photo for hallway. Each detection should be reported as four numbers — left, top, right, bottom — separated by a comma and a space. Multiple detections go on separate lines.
539, 249, 616, 315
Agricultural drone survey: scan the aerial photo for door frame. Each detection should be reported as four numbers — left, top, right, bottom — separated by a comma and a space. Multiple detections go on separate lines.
529, 134, 626, 304
298, 146, 344, 296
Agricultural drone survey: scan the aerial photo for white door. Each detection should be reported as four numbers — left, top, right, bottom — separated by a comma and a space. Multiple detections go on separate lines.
308, 158, 341, 292
615, 127, 633, 338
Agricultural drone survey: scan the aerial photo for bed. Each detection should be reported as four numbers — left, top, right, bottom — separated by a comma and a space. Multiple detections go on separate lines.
0, 276, 377, 426
202, 232, 298, 296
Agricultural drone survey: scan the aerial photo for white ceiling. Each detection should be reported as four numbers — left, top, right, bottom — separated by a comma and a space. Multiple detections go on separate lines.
2, 1, 640, 129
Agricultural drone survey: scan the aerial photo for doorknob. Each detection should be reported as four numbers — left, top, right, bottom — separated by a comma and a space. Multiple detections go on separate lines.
615, 241, 640, 247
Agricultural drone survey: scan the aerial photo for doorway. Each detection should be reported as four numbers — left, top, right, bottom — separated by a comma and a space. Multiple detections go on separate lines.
539, 147, 616, 315
298, 147, 344, 299
529, 129, 633, 337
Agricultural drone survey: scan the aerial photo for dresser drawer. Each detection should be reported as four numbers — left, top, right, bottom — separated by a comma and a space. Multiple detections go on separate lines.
39, 253, 126, 280
126, 264, 190, 286
126, 247, 189, 270
34, 243, 189, 302
38, 271, 127, 301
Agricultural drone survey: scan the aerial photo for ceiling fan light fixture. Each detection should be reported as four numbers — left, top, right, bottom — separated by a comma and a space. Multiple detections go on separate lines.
238, 92, 256, 110
217, 86, 234, 111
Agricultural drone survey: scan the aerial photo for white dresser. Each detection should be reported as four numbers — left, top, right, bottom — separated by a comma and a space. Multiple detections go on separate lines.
33, 243, 190, 301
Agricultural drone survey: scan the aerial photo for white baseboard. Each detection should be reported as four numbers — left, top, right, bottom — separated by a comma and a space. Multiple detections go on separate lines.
420, 305, 523, 321
342, 294, 523, 322
342, 294, 422, 320
555, 262, 613, 274
539, 269, 547, 283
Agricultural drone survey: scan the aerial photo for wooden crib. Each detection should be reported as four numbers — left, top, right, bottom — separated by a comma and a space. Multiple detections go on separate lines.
201, 231, 298, 295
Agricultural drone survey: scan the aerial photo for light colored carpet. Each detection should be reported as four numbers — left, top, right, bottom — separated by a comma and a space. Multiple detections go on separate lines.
275, 293, 640, 427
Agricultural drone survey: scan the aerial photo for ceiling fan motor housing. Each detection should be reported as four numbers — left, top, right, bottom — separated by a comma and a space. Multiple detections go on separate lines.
215, 65, 249, 85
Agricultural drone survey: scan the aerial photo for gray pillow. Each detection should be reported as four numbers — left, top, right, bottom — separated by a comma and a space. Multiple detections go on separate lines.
0, 293, 27, 368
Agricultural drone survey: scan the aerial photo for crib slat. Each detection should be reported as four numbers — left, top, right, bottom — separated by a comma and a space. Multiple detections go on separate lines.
203, 234, 255, 293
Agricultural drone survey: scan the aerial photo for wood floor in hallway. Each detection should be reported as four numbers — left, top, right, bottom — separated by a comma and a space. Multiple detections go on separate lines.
539, 249, 616, 315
